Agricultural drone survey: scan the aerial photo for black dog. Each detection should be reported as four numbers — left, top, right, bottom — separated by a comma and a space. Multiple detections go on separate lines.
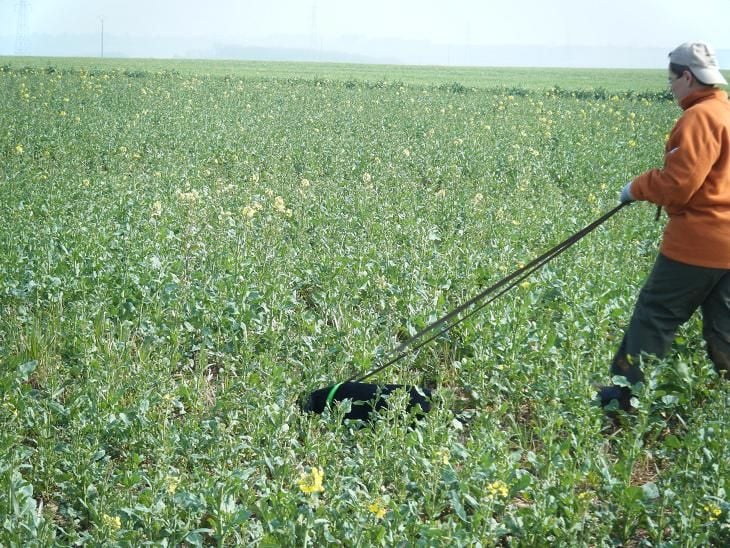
302, 382, 432, 421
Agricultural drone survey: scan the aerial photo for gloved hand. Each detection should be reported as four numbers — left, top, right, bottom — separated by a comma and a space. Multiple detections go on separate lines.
619, 181, 635, 204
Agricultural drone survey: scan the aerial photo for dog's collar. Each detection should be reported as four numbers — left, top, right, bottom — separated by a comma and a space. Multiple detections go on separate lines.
325, 382, 343, 409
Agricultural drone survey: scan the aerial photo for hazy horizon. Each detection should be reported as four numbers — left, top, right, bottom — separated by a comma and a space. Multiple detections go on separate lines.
3, 1, 730, 69
5, 33, 728, 71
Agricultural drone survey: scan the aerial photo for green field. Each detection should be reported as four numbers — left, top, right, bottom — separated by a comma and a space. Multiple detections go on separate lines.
1, 58, 728, 545
2, 55, 680, 91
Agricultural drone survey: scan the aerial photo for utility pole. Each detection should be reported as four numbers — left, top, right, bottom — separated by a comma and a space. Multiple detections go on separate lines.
311, 3, 317, 60
15, 0, 29, 56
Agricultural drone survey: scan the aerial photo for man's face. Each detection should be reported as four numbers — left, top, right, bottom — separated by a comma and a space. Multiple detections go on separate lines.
667, 68, 694, 104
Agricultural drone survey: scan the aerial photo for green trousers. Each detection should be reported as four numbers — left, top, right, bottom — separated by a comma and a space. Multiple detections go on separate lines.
611, 254, 730, 384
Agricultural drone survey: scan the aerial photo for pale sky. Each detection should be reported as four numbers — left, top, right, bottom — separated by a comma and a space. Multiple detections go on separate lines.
3, 0, 730, 67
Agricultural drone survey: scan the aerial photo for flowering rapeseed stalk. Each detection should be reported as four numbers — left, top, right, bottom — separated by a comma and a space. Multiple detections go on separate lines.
577, 491, 593, 504
102, 514, 121, 531
177, 189, 200, 203
368, 498, 388, 519
703, 503, 722, 521
242, 202, 262, 219
273, 196, 292, 217
166, 475, 180, 495
298, 467, 324, 494
486, 480, 509, 499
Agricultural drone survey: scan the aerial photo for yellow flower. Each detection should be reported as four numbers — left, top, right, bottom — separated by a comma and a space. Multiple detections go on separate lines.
486, 480, 509, 499
437, 449, 450, 465
298, 467, 324, 494
177, 189, 199, 203
300, 178, 311, 189
273, 196, 292, 217
472, 193, 484, 206
102, 513, 121, 531
703, 503, 722, 521
577, 491, 593, 503
362, 172, 372, 184
435, 189, 446, 198
367, 498, 388, 519
628, 139, 636, 147
151, 200, 162, 217
59, 110, 67, 116
402, 148, 411, 157
15, 144, 23, 154
166, 475, 180, 495
82, 179, 90, 188
242, 202, 262, 219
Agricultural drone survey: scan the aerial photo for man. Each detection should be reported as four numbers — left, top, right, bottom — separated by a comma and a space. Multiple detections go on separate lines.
599, 42, 730, 412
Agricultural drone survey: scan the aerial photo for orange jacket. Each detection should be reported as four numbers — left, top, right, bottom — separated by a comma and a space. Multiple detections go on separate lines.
631, 88, 730, 268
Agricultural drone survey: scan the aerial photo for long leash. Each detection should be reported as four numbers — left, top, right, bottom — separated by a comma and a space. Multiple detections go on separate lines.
339, 202, 631, 386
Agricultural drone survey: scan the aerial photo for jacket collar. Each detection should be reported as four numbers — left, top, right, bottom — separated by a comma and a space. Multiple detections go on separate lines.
680, 88, 728, 110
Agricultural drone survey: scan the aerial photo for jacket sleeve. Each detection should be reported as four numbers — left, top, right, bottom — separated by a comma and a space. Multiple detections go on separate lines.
631, 109, 720, 207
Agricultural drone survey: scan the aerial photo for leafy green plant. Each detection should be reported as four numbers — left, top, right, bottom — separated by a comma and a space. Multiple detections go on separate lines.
1, 60, 727, 545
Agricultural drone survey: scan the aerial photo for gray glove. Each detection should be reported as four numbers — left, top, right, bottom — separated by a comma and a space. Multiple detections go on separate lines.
619, 181, 635, 204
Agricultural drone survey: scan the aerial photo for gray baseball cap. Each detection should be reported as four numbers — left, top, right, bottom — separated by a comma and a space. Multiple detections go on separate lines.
669, 42, 727, 86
